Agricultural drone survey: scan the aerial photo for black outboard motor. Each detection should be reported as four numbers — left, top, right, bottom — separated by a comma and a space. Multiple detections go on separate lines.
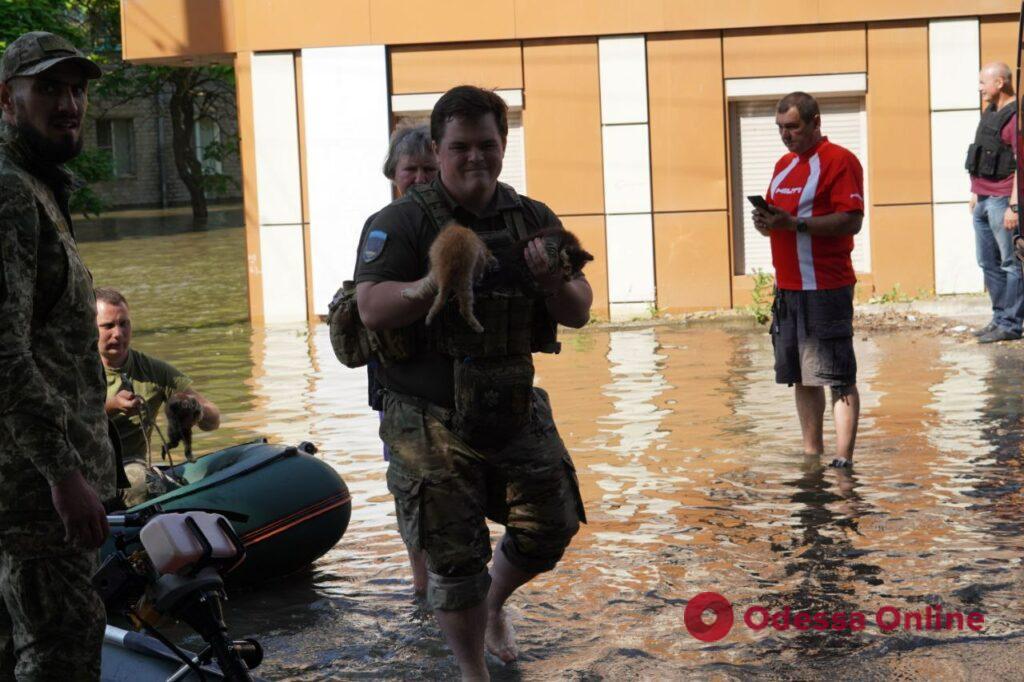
95, 507, 262, 681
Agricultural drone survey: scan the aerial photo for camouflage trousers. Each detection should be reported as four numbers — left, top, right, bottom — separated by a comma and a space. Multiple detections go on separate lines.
381, 387, 586, 611
0, 525, 105, 681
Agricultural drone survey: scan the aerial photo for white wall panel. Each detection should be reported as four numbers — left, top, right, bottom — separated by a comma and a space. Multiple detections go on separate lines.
602, 124, 652, 214
302, 45, 392, 315
931, 110, 980, 204
251, 53, 302, 226
259, 224, 308, 323
606, 213, 655, 303
933, 203, 983, 295
929, 19, 980, 112
599, 36, 648, 125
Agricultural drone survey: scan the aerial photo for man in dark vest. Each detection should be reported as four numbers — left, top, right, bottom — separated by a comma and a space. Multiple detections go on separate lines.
967, 61, 1022, 343
355, 86, 590, 680
0, 32, 114, 679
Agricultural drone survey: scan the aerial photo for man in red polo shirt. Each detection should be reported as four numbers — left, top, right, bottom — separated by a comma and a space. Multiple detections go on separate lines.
752, 91, 864, 468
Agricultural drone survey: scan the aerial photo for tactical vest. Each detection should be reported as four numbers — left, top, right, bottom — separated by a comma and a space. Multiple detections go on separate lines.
407, 183, 561, 445
404, 182, 560, 359
965, 102, 1017, 180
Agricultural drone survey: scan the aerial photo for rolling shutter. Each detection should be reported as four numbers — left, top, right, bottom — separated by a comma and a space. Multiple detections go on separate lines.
731, 97, 870, 275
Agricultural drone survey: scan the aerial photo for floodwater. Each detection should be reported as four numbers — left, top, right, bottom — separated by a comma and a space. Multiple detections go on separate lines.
77, 214, 1024, 680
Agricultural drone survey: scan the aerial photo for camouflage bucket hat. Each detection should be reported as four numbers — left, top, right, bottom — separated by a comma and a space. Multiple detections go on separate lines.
1, 31, 101, 83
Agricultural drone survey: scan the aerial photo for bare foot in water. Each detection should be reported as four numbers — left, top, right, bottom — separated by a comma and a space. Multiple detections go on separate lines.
485, 608, 518, 663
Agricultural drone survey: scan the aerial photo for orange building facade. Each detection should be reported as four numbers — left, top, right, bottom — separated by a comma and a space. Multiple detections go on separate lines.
121, 1, 1021, 324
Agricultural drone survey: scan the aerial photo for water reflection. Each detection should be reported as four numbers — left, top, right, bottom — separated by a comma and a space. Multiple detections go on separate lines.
78, 219, 1024, 678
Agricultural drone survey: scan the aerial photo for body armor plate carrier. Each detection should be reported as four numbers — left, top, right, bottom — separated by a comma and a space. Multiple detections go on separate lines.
965, 102, 1017, 180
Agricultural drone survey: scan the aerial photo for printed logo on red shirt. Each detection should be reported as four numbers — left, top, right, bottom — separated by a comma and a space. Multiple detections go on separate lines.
765, 137, 864, 291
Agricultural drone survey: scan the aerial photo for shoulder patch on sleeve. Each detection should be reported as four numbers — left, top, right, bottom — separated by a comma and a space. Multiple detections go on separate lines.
362, 230, 388, 263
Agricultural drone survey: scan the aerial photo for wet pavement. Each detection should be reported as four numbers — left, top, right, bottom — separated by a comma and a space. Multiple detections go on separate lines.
77, 217, 1024, 680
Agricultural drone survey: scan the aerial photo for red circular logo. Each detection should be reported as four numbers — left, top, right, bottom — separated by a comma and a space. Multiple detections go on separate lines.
684, 592, 734, 642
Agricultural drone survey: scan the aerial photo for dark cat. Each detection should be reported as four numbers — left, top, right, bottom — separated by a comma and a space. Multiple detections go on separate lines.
488, 228, 594, 295
164, 393, 203, 463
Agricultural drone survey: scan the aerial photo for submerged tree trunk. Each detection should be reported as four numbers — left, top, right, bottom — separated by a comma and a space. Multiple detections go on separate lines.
168, 69, 208, 222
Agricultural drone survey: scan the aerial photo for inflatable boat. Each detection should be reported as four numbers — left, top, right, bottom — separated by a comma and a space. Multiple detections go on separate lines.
104, 440, 351, 583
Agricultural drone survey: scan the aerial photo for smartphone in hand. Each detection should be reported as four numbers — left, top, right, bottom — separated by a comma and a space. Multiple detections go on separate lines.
747, 195, 771, 211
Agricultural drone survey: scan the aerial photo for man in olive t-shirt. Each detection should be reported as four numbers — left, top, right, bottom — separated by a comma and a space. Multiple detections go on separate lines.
95, 288, 220, 505
104, 348, 194, 458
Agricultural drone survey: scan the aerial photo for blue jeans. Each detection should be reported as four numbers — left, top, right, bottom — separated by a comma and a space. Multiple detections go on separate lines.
974, 194, 1024, 334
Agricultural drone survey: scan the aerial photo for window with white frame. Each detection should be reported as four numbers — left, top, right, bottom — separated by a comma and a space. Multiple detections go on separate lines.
194, 118, 222, 174
96, 118, 135, 177
727, 75, 871, 276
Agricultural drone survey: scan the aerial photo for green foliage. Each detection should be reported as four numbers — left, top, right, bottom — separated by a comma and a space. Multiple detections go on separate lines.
747, 269, 775, 325
0, 1, 85, 49
67, 147, 112, 217
197, 136, 240, 195
868, 283, 913, 305
3, 0, 238, 218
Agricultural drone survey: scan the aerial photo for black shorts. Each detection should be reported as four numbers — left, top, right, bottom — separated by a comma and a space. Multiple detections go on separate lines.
770, 285, 857, 387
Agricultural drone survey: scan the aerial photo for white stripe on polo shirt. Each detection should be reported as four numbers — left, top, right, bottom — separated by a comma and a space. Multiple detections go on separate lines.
795, 153, 821, 290
769, 156, 800, 198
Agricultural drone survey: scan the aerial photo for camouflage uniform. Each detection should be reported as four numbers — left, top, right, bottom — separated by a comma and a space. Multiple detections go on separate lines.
0, 122, 114, 679
355, 179, 586, 611
383, 388, 585, 610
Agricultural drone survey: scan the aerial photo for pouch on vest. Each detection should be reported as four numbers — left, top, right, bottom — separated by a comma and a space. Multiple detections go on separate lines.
371, 323, 419, 366
452, 354, 534, 446
328, 280, 371, 368
435, 291, 533, 358
965, 143, 981, 174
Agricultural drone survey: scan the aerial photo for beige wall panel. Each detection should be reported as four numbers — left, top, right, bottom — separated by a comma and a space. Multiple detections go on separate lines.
980, 15, 1019, 70
121, 0, 234, 61
818, 1, 1018, 24
390, 42, 522, 94
870, 204, 934, 295
654, 212, 732, 312
370, 0, 515, 45
866, 22, 932, 206
522, 39, 605, 216
234, 52, 263, 325
648, 34, 728, 213
122, 0, 1021, 62
514, 1, 1017, 40
562, 216, 609, 320
241, 0, 370, 51
723, 24, 866, 78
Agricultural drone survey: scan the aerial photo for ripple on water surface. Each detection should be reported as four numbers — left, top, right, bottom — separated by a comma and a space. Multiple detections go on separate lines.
79, 221, 1024, 679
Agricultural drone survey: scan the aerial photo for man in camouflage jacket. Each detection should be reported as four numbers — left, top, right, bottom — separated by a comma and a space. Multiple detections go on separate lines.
0, 32, 114, 680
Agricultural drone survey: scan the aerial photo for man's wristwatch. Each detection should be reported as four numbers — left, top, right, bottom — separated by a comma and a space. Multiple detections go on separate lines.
796, 219, 809, 233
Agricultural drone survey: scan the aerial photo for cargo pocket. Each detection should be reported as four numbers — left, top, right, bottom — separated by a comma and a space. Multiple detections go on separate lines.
809, 318, 853, 340
561, 453, 587, 525
386, 467, 424, 550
